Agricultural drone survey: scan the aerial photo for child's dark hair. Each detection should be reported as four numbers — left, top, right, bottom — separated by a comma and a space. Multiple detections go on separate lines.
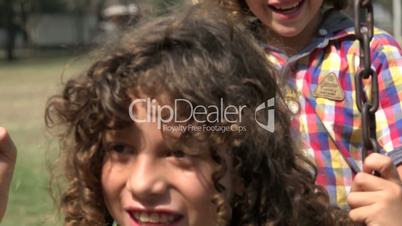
45, 4, 352, 226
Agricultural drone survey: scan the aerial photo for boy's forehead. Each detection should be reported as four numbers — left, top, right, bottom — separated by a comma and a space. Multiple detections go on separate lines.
101, 121, 210, 154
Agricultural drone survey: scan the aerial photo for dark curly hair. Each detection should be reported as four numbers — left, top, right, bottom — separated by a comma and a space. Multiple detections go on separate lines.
46, 4, 352, 226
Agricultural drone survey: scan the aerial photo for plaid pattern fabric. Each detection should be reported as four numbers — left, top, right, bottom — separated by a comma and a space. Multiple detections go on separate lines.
264, 10, 402, 208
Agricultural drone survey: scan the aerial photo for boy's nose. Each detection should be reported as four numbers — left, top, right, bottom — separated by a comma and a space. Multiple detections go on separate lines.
126, 154, 168, 204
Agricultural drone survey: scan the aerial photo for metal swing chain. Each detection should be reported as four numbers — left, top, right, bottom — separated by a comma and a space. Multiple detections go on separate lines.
354, 0, 381, 163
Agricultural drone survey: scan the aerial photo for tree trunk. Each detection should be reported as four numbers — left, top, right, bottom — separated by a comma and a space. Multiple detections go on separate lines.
5, 0, 17, 61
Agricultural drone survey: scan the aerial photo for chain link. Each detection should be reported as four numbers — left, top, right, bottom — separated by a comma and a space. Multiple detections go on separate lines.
354, 0, 380, 164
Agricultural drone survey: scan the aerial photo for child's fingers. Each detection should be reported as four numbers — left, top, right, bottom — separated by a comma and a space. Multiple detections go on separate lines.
0, 127, 12, 150
347, 191, 378, 208
350, 165, 402, 226
0, 127, 17, 221
0, 127, 17, 162
349, 189, 402, 226
351, 172, 391, 192
363, 153, 401, 184
348, 205, 375, 223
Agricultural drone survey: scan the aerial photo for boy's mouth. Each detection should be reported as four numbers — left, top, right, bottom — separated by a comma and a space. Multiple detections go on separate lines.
268, 0, 305, 14
127, 209, 183, 225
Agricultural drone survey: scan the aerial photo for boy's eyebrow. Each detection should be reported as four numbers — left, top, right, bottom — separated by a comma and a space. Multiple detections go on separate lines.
103, 127, 140, 143
103, 129, 126, 140
103, 127, 169, 152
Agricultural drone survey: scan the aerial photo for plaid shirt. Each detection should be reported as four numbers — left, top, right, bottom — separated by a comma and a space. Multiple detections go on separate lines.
264, 10, 402, 208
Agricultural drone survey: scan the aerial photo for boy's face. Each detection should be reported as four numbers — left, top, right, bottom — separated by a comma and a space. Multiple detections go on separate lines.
245, 0, 323, 38
101, 103, 231, 226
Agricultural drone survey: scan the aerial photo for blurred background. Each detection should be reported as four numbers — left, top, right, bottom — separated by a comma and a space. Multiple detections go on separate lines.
0, 0, 400, 226
0, 1, 184, 226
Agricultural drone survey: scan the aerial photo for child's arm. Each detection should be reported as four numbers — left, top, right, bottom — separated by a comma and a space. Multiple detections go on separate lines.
347, 153, 402, 226
0, 127, 17, 222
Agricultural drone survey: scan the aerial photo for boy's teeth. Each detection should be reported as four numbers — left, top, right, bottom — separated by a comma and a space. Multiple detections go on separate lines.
159, 214, 168, 222
134, 212, 176, 224
150, 213, 159, 223
134, 212, 140, 219
138, 213, 149, 222
274, 0, 301, 10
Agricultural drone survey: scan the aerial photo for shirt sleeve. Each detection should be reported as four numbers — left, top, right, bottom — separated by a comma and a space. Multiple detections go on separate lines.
370, 31, 402, 166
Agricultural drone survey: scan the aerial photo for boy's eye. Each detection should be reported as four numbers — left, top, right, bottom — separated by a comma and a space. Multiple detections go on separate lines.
168, 149, 187, 158
105, 143, 134, 155
166, 149, 196, 168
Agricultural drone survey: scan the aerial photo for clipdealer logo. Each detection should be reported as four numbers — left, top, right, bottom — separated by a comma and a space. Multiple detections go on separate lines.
128, 98, 275, 132
255, 98, 275, 132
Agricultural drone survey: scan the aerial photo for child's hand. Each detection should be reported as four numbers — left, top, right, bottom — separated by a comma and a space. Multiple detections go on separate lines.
0, 127, 17, 222
347, 153, 402, 226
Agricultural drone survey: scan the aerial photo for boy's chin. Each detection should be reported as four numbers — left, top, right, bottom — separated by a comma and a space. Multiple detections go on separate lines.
272, 26, 303, 38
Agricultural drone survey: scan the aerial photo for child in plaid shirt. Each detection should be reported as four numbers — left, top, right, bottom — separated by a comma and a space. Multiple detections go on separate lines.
208, 0, 402, 224
204, 0, 402, 224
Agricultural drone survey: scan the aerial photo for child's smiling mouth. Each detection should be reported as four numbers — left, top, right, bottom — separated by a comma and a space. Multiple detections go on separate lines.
126, 209, 183, 226
268, 0, 305, 14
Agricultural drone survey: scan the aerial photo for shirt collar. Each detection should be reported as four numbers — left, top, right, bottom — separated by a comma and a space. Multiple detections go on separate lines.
319, 9, 355, 40
263, 9, 356, 62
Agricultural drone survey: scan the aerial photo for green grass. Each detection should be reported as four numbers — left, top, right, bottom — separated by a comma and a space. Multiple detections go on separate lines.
0, 55, 89, 226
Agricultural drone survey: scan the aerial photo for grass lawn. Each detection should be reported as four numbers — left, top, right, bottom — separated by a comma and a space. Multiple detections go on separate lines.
0, 55, 89, 226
